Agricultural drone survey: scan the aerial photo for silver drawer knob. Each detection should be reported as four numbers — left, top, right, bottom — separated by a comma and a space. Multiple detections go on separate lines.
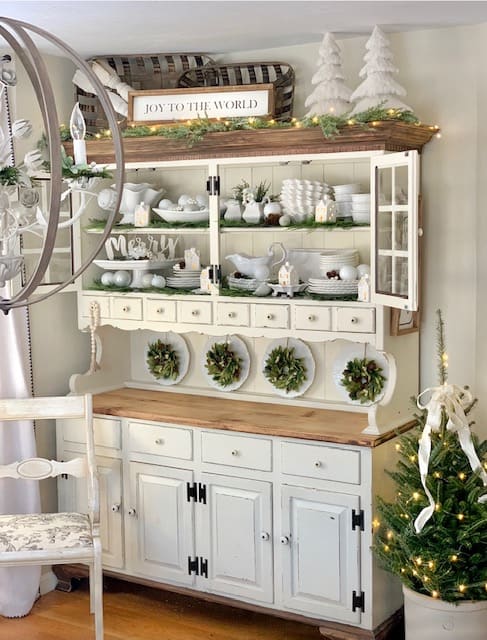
111, 503, 121, 513
122, 306, 130, 312
350, 316, 358, 324
260, 531, 270, 541
266, 313, 274, 320
191, 309, 199, 316
314, 461, 322, 468
231, 449, 239, 456
155, 438, 164, 445
280, 535, 290, 545
128, 508, 137, 517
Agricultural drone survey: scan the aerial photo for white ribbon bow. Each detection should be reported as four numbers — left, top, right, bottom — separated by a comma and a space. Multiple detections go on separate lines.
414, 383, 487, 533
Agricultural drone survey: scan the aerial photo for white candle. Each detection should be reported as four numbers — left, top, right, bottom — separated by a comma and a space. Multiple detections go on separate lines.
69, 102, 87, 165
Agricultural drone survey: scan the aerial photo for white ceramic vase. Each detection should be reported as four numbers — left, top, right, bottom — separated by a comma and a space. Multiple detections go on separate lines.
403, 586, 487, 640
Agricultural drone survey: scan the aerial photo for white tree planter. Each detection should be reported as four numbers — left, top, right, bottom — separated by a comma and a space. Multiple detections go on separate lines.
403, 586, 487, 640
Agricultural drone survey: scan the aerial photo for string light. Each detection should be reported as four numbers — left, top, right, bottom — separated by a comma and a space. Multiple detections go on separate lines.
383, 544, 390, 552
328, 106, 335, 113
459, 584, 467, 593
269, 119, 276, 125
186, 120, 192, 126
312, 116, 319, 124
247, 117, 255, 124
436, 132, 442, 139
413, 492, 420, 501
450, 555, 458, 562
458, 472, 466, 480
386, 530, 394, 540
388, 108, 395, 115
409, 454, 417, 462
432, 590, 439, 598
401, 568, 406, 573
423, 576, 430, 582
347, 118, 356, 125
433, 471, 442, 478
372, 518, 380, 529
457, 513, 465, 521
395, 443, 401, 451
435, 503, 441, 512
428, 561, 435, 570
415, 557, 423, 566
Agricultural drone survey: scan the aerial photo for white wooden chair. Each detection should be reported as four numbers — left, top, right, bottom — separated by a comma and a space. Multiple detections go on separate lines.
0, 394, 103, 639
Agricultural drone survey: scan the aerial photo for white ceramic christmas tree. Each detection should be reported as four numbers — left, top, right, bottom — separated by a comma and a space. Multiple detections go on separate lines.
350, 26, 411, 115
305, 32, 352, 116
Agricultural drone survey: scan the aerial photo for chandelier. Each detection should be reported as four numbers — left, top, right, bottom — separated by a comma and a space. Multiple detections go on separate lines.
0, 16, 124, 315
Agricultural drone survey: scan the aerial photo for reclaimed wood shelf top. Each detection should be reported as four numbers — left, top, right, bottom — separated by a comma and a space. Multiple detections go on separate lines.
64, 121, 437, 165
93, 387, 414, 447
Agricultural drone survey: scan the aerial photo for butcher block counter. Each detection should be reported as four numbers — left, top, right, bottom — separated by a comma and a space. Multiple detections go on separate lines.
92, 387, 413, 447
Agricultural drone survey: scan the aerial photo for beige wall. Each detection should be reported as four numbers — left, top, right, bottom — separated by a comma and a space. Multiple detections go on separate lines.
221, 24, 486, 436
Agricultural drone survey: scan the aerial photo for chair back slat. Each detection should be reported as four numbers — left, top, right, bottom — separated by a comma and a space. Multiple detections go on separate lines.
0, 395, 86, 421
0, 457, 86, 480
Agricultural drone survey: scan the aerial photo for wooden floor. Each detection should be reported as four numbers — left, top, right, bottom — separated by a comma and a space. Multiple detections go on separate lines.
0, 577, 322, 640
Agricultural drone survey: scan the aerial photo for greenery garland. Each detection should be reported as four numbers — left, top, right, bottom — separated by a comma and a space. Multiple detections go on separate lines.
263, 345, 307, 394
340, 357, 385, 404
205, 341, 242, 387
147, 339, 180, 381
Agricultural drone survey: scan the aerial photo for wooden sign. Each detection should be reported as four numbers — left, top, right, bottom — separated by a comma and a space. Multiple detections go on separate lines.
128, 84, 275, 125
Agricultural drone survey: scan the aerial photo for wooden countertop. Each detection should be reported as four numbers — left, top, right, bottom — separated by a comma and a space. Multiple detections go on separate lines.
93, 388, 413, 447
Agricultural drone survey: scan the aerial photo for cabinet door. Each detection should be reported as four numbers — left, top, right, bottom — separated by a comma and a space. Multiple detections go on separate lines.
281, 485, 361, 623
371, 150, 419, 311
126, 462, 195, 586
199, 473, 273, 603
58, 451, 123, 569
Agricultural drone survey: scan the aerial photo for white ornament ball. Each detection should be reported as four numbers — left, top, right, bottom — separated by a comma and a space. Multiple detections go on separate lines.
100, 271, 114, 286
141, 273, 154, 288
151, 275, 166, 288
279, 214, 291, 227
357, 263, 371, 277
157, 198, 174, 210
339, 265, 358, 281
177, 194, 192, 206
113, 270, 131, 287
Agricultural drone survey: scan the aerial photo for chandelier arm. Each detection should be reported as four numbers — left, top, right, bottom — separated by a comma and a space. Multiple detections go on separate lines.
0, 21, 62, 308
0, 17, 124, 312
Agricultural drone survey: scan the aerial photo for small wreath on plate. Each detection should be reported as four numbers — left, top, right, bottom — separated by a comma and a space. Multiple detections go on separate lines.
263, 345, 307, 394
147, 339, 180, 381
340, 357, 386, 404
205, 341, 242, 388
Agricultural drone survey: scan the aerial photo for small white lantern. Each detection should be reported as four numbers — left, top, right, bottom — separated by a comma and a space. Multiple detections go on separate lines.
358, 274, 371, 302
200, 266, 212, 291
315, 194, 337, 223
278, 261, 299, 287
184, 247, 200, 270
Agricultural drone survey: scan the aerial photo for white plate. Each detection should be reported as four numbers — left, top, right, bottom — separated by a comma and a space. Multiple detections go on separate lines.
332, 344, 389, 406
201, 336, 250, 392
262, 338, 315, 398
94, 258, 179, 271
152, 208, 209, 223
146, 332, 190, 386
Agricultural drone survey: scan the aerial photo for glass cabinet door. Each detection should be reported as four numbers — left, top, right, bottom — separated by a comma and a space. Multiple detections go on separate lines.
371, 150, 419, 311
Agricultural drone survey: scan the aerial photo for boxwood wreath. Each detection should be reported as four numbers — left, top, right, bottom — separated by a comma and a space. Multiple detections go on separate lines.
263, 345, 307, 394
205, 341, 242, 388
340, 357, 386, 404
147, 339, 180, 381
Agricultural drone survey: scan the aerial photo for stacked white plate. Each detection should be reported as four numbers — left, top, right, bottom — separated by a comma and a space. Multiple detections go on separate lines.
351, 193, 371, 224
166, 265, 201, 289
279, 178, 326, 222
307, 277, 359, 296
319, 249, 359, 275
332, 183, 362, 219
227, 274, 259, 292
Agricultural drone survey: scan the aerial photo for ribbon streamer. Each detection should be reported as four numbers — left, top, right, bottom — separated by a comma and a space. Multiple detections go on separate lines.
414, 383, 487, 533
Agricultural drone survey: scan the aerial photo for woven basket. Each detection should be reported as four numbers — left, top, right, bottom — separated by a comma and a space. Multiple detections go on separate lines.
177, 62, 295, 121
77, 53, 215, 132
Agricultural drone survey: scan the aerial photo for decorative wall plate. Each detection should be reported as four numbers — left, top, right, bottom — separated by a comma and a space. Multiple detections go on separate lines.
332, 343, 389, 405
201, 335, 250, 392
146, 332, 189, 386
262, 337, 315, 398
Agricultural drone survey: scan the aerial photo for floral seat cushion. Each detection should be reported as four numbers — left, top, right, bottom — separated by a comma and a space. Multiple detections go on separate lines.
0, 512, 93, 552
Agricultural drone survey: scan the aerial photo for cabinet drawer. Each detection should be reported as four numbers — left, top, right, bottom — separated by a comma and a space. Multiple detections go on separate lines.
145, 298, 177, 322
295, 306, 331, 331
216, 302, 250, 327
281, 441, 360, 484
254, 304, 289, 329
62, 416, 121, 452
80, 295, 110, 318
201, 431, 272, 471
336, 307, 375, 333
128, 422, 193, 460
178, 300, 212, 324
112, 296, 143, 321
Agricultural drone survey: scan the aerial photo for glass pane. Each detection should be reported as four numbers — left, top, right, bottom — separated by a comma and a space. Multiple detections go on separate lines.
377, 167, 392, 206
394, 212, 408, 251
378, 211, 392, 250
394, 165, 409, 205
377, 255, 392, 294
395, 256, 409, 296
45, 253, 73, 284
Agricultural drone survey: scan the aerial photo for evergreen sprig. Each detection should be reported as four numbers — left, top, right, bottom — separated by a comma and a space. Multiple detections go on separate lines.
205, 341, 242, 387
263, 345, 307, 393
340, 357, 385, 404
146, 339, 180, 380
0, 166, 25, 186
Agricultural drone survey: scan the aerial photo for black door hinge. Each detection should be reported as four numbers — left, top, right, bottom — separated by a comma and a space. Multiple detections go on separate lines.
198, 483, 207, 504
188, 556, 199, 576
206, 175, 220, 196
60, 460, 68, 480
352, 590, 365, 612
209, 265, 221, 285
352, 509, 364, 531
187, 482, 198, 502
199, 557, 208, 578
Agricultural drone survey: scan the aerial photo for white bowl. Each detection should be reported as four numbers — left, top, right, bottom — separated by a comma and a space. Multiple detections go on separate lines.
152, 208, 209, 223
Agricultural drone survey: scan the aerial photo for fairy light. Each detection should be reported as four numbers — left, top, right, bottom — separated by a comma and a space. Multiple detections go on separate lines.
423, 576, 430, 583
347, 118, 356, 125
372, 518, 380, 529
457, 513, 465, 521
435, 503, 441, 512
328, 106, 335, 113
150, 126, 157, 133
432, 590, 439, 599
294, 121, 302, 128
383, 544, 390, 552
458, 472, 466, 480
371, 121, 379, 126
291, 117, 297, 123
401, 568, 406, 574
413, 492, 420, 501
412, 569, 418, 576
386, 530, 394, 540
450, 555, 458, 562
436, 132, 442, 139
224, 121, 230, 126
434, 124, 440, 130
409, 455, 417, 462
186, 120, 192, 126
94, 133, 101, 139
395, 443, 401, 451
247, 117, 255, 125
433, 471, 442, 478
415, 557, 422, 566
269, 119, 276, 125
459, 584, 467, 593
428, 561, 435, 570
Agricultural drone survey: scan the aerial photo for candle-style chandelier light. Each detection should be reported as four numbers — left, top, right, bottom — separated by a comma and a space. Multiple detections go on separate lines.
0, 16, 124, 315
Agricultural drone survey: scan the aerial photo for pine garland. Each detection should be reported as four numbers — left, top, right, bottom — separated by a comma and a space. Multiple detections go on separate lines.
340, 357, 385, 403
205, 341, 242, 387
263, 345, 307, 393
146, 339, 180, 380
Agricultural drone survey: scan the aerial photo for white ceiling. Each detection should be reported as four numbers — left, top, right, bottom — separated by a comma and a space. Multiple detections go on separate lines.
3, 1, 487, 57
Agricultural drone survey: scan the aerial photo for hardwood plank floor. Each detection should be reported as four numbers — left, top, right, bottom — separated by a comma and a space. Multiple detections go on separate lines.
0, 578, 322, 640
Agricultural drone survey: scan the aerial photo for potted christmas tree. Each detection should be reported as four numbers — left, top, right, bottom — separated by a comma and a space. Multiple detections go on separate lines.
375, 310, 487, 640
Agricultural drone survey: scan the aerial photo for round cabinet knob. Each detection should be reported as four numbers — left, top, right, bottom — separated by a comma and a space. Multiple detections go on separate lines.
231, 449, 239, 456
122, 306, 130, 312
267, 314, 274, 320
155, 438, 164, 445
260, 531, 270, 541
156, 308, 164, 314
128, 508, 137, 517
111, 503, 121, 513
280, 535, 290, 545
418, 227, 424, 237
191, 309, 199, 316
350, 316, 358, 324
308, 315, 316, 321
228, 311, 235, 318
314, 460, 322, 468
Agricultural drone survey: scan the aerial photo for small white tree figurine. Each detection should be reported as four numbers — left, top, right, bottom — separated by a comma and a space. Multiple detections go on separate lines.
350, 26, 411, 114
305, 32, 352, 117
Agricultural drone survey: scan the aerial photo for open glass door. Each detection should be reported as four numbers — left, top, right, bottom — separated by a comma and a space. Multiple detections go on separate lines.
371, 150, 419, 311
